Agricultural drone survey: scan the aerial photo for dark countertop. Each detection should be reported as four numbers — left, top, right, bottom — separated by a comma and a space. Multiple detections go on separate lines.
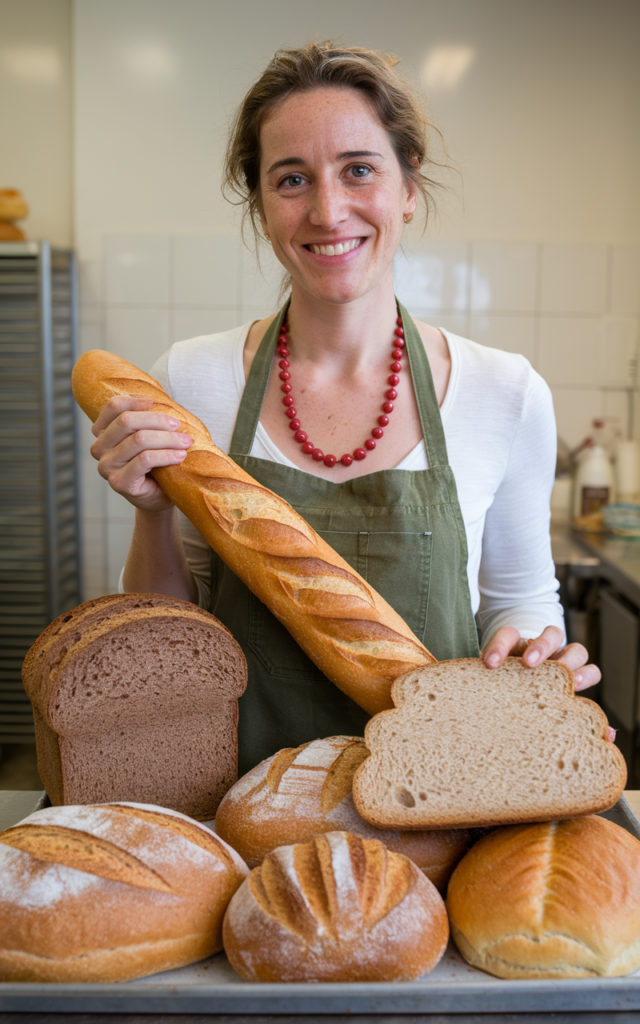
553, 522, 640, 607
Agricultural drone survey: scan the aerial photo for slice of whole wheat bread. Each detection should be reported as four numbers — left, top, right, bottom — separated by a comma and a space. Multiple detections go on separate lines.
22, 595, 247, 820
352, 658, 627, 830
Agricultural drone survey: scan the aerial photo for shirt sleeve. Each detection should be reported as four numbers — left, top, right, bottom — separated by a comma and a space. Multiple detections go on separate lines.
475, 369, 565, 645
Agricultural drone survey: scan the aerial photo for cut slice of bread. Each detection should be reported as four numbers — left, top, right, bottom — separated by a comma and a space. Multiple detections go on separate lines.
352, 658, 627, 830
22, 594, 247, 820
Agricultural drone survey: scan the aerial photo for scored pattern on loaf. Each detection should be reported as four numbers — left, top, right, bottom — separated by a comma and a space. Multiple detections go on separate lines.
0, 825, 172, 892
100, 805, 235, 866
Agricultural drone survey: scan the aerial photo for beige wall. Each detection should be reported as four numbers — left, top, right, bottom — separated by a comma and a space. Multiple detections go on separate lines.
0, 0, 73, 246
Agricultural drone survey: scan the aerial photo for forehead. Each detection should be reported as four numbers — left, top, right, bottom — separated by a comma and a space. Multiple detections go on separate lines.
260, 86, 393, 167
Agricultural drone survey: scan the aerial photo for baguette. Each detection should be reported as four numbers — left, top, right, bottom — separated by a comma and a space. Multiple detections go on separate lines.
72, 350, 435, 715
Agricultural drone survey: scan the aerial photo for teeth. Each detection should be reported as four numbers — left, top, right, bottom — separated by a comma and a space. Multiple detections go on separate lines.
310, 239, 360, 256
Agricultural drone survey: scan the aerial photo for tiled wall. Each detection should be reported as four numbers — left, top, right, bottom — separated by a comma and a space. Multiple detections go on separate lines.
78, 236, 640, 600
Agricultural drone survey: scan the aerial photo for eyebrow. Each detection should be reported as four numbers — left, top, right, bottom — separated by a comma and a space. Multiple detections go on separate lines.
266, 150, 384, 174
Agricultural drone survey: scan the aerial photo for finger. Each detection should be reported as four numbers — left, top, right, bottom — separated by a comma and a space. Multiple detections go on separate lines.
573, 664, 602, 691
483, 626, 522, 668
606, 726, 616, 743
109, 447, 189, 497
521, 625, 565, 667
91, 413, 186, 461
550, 642, 589, 672
111, 428, 192, 469
92, 395, 154, 437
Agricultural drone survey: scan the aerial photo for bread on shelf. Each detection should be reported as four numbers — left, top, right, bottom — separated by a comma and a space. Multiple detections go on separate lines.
0, 802, 248, 983
22, 594, 247, 819
353, 658, 626, 830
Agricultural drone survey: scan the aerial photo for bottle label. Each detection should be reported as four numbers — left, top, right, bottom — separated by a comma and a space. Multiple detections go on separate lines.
581, 486, 610, 515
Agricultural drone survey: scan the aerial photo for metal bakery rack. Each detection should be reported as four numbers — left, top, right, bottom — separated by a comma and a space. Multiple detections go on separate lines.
0, 241, 81, 743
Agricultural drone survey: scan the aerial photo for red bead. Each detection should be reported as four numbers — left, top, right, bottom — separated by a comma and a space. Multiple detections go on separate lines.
372, 427, 384, 439
277, 346, 290, 357
396, 316, 403, 326
283, 395, 294, 406
394, 337, 405, 348
383, 401, 394, 414
341, 454, 354, 466
302, 441, 315, 454
294, 430, 308, 443
388, 374, 400, 386
278, 358, 290, 369
365, 438, 376, 450
281, 383, 292, 393
386, 388, 397, 400
392, 348, 403, 360
395, 326, 404, 337
312, 448, 324, 461
378, 414, 389, 426
323, 454, 337, 467
354, 448, 367, 460
285, 407, 297, 418
289, 419, 301, 430
391, 361, 402, 373
279, 370, 291, 381
280, 323, 289, 333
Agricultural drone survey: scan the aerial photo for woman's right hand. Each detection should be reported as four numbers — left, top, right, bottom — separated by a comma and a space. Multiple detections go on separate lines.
90, 396, 193, 513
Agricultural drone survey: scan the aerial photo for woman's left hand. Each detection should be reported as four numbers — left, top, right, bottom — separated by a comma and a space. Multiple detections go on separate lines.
483, 624, 601, 692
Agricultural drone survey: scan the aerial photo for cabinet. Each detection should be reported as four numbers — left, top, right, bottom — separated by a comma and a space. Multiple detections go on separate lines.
0, 241, 81, 742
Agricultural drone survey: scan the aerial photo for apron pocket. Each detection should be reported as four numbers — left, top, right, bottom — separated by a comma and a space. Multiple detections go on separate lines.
248, 592, 326, 680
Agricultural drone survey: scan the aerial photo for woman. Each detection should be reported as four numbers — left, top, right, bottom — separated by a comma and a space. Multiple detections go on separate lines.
89, 43, 601, 773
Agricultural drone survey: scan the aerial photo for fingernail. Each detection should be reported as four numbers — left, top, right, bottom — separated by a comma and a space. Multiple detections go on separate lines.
167, 417, 180, 428
178, 433, 192, 445
526, 650, 540, 665
175, 449, 187, 459
486, 654, 499, 667
575, 673, 583, 686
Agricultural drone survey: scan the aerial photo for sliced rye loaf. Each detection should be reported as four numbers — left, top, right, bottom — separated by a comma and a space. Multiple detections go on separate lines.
352, 658, 627, 830
22, 594, 247, 820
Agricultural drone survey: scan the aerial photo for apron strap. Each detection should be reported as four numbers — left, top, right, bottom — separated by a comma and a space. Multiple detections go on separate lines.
230, 301, 290, 458
397, 300, 451, 469
230, 296, 450, 468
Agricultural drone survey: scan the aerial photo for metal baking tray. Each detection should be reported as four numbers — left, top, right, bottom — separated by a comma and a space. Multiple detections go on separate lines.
1, 796, 640, 1014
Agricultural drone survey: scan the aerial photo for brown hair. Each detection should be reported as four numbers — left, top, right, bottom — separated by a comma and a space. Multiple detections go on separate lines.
223, 41, 443, 244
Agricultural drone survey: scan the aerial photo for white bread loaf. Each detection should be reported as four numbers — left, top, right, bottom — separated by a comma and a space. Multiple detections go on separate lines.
22, 594, 247, 819
447, 815, 640, 978
0, 802, 248, 982
215, 736, 472, 889
72, 350, 435, 716
222, 830, 449, 982
352, 658, 626, 830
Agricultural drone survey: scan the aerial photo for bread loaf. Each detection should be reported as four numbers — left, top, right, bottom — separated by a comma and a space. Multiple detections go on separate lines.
215, 736, 472, 890
222, 830, 449, 982
72, 350, 435, 715
0, 802, 248, 982
447, 815, 640, 978
22, 594, 247, 819
352, 658, 626, 829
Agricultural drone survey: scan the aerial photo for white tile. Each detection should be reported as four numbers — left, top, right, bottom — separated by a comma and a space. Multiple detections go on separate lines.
470, 242, 538, 312
433, 314, 469, 337
173, 235, 241, 307
77, 307, 103, 355
240, 248, 285, 314
394, 240, 468, 313
538, 317, 603, 387
173, 307, 242, 342
81, 519, 107, 600
106, 519, 134, 594
599, 316, 640, 388
79, 419, 108, 521
611, 245, 640, 314
603, 390, 631, 442
550, 388, 603, 449
469, 315, 536, 363
77, 257, 103, 305
105, 234, 170, 305
105, 307, 170, 374
540, 244, 608, 314
106, 487, 136, 523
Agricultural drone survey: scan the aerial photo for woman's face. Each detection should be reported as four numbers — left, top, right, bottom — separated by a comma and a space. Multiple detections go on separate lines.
259, 86, 417, 306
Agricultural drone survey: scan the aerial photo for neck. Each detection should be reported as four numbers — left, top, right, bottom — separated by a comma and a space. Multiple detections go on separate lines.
286, 277, 399, 371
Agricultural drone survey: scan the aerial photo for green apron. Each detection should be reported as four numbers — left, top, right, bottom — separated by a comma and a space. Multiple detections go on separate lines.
209, 301, 479, 775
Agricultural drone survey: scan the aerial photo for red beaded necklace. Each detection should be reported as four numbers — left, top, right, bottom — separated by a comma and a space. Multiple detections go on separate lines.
276, 315, 405, 469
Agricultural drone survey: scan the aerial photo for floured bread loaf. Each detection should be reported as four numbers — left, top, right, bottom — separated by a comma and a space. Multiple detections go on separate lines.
22, 594, 247, 819
447, 815, 640, 978
222, 830, 449, 982
352, 658, 626, 830
215, 736, 472, 890
0, 802, 248, 982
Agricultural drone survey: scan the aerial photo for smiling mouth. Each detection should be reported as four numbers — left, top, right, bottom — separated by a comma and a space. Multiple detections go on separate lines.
305, 238, 364, 256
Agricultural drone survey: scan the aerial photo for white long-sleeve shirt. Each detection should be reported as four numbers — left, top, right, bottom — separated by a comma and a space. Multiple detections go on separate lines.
149, 323, 564, 643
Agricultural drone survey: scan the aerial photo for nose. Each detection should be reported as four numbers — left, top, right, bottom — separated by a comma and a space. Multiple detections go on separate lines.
308, 177, 349, 231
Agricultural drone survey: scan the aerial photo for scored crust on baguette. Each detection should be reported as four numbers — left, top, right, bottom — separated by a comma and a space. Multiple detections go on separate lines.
446, 816, 640, 978
22, 594, 247, 818
72, 351, 435, 715
352, 658, 627, 830
215, 736, 472, 889
0, 803, 248, 983
222, 831, 449, 982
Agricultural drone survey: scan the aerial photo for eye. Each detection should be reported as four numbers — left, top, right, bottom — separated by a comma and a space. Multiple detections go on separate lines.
350, 165, 372, 178
280, 174, 306, 188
